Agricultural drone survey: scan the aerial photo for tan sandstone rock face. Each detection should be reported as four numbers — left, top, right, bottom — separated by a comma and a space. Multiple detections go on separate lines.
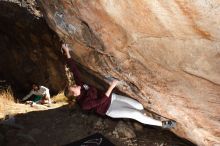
37, 1, 220, 145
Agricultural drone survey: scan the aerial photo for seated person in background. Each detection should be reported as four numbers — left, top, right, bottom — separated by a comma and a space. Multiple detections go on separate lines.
21, 83, 51, 106
62, 44, 176, 129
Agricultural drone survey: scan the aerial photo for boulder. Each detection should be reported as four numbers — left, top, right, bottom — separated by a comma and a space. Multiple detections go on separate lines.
37, 1, 220, 145
113, 121, 136, 139
28, 128, 41, 136
0, 133, 4, 146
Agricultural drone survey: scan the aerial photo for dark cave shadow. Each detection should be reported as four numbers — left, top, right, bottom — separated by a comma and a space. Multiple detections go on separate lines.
0, 104, 196, 146
0, 1, 65, 99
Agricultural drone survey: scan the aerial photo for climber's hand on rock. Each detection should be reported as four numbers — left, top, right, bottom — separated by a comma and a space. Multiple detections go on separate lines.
111, 79, 119, 88
105, 79, 119, 97
62, 44, 71, 58
62, 44, 70, 53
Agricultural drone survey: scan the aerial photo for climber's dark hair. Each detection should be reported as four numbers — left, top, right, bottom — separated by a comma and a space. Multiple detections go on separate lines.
64, 85, 76, 102
32, 82, 40, 89
64, 85, 70, 98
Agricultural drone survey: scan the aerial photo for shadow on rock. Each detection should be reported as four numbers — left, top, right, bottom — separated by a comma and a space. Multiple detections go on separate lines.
0, 104, 196, 146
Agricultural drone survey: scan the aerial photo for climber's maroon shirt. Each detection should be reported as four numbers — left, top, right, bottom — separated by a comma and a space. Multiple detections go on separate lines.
66, 58, 111, 115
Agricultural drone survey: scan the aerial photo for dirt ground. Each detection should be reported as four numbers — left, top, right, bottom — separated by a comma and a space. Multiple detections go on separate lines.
0, 101, 196, 146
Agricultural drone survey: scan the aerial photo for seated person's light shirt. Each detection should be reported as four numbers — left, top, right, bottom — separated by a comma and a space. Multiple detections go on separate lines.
22, 86, 50, 101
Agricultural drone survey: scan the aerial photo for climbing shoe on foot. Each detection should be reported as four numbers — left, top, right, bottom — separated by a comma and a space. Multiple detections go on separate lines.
162, 120, 176, 129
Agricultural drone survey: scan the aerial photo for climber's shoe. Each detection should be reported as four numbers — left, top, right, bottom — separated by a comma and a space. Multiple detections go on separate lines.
162, 120, 176, 129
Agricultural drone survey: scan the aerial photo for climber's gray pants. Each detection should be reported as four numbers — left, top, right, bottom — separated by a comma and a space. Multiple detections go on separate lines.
106, 93, 162, 126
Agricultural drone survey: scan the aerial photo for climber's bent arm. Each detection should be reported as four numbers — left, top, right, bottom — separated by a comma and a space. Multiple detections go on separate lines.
105, 80, 119, 97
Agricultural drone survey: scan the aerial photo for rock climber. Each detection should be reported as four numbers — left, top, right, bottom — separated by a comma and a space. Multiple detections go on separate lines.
21, 83, 51, 106
62, 44, 176, 129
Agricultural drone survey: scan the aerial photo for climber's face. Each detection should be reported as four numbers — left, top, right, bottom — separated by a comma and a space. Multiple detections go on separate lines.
69, 84, 81, 97
32, 84, 39, 91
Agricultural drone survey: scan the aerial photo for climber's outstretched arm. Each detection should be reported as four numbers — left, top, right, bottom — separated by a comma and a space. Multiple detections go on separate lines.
62, 44, 82, 85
